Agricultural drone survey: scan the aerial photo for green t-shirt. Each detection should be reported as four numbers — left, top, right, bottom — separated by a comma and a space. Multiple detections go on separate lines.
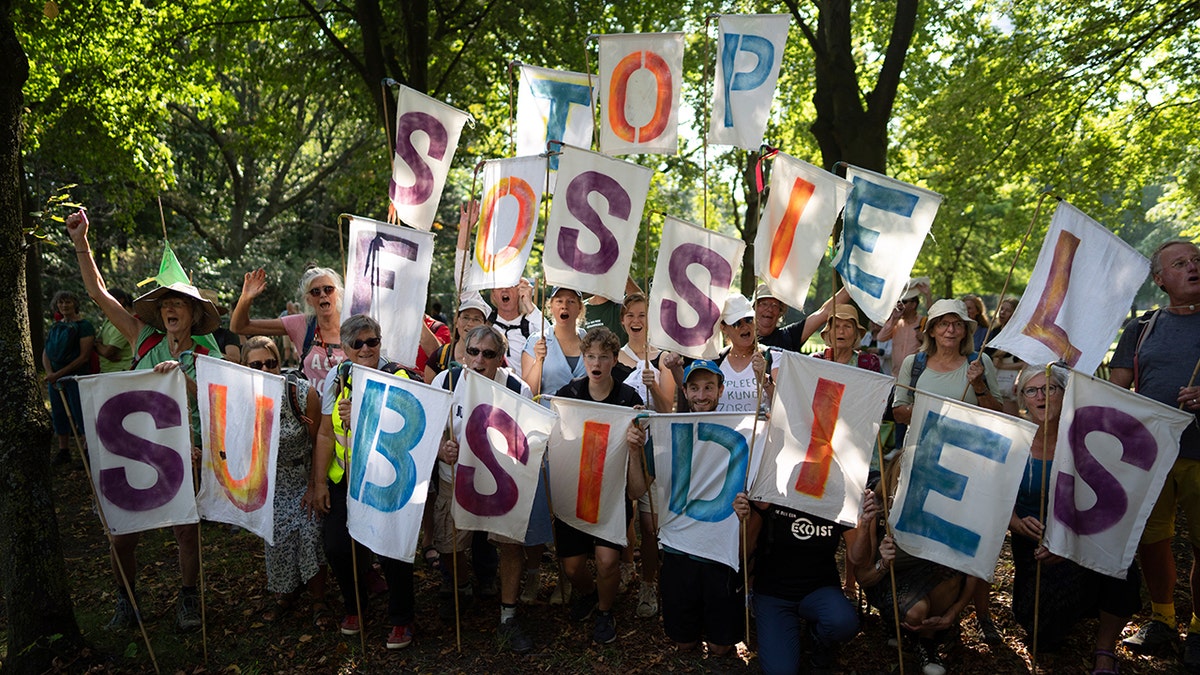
97, 319, 133, 372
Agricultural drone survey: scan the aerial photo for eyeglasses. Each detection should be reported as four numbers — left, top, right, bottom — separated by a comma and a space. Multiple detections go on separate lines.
349, 337, 381, 349
465, 346, 500, 360
902, 298, 919, 305
937, 320, 965, 332
1022, 384, 1062, 398
247, 358, 279, 371
1166, 255, 1200, 271
308, 285, 336, 298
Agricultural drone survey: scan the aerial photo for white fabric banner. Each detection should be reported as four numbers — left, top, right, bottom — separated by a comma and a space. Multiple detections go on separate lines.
195, 355, 282, 545
343, 215, 435, 369
708, 14, 790, 149
464, 156, 546, 293
889, 391, 1035, 581
389, 85, 468, 231
452, 370, 558, 541
754, 153, 852, 309
832, 166, 941, 324
543, 145, 651, 301
346, 364, 453, 562
1045, 372, 1192, 577
749, 352, 894, 526
548, 397, 641, 546
648, 215, 745, 359
515, 63, 597, 192
77, 369, 199, 535
987, 202, 1149, 374
598, 33, 685, 155
649, 412, 763, 570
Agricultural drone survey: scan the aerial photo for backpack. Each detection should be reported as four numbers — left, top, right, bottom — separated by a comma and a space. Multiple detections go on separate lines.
908, 350, 979, 389
45, 321, 80, 369
1129, 309, 1161, 392
489, 309, 531, 338
129, 333, 211, 370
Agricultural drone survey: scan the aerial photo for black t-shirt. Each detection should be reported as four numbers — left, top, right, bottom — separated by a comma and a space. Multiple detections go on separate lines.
758, 320, 807, 352
554, 377, 644, 408
754, 504, 847, 601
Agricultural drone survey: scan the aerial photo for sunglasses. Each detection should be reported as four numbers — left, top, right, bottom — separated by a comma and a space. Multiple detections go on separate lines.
465, 346, 500, 360
902, 298, 919, 305
730, 317, 754, 327
247, 358, 279, 371
308, 285, 336, 298
349, 337, 381, 350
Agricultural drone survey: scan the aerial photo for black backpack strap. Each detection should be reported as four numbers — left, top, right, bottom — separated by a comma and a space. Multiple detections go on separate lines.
909, 351, 928, 389
300, 316, 318, 357
1132, 309, 1160, 391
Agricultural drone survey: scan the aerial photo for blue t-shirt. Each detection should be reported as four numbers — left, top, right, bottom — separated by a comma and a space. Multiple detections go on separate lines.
1111, 310, 1200, 460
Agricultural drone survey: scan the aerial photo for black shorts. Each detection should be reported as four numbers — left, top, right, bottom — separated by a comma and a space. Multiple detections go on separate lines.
660, 550, 743, 647
554, 500, 634, 558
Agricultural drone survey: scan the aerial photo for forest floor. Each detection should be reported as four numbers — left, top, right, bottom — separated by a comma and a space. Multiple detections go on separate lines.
1, 459, 1195, 674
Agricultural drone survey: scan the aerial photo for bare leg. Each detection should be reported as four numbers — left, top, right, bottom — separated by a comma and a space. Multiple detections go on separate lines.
111, 532, 140, 591
1139, 538, 1176, 606
562, 555, 594, 596
174, 523, 200, 586
639, 511, 658, 584
499, 543, 524, 605
595, 547, 621, 611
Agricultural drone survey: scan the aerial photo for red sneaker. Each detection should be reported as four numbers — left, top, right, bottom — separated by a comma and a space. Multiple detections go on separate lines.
339, 614, 361, 636
387, 624, 414, 650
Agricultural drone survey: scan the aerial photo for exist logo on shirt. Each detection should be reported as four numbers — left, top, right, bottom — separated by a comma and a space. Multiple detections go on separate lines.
790, 516, 834, 541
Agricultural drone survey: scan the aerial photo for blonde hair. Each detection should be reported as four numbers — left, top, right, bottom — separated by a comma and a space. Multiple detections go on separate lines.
241, 335, 280, 365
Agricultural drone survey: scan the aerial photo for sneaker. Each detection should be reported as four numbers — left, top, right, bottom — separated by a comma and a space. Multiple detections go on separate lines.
913, 638, 945, 675
569, 589, 599, 622
549, 576, 572, 606
592, 610, 616, 644
339, 614, 361, 635
978, 616, 1002, 645
1185, 633, 1200, 671
386, 624, 414, 650
635, 582, 658, 618
175, 591, 201, 631
1122, 619, 1177, 653
105, 594, 138, 631
497, 617, 533, 653
520, 569, 541, 604
618, 562, 634, 594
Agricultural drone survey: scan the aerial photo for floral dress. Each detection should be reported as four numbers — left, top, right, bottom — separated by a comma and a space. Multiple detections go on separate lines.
265, 377, 325, 593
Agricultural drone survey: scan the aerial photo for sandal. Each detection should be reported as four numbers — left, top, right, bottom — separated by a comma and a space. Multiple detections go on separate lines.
312, 601, 335, 630
262, 593, 296, 622
1092, 649, 1119, 674
423, 545, 442, 571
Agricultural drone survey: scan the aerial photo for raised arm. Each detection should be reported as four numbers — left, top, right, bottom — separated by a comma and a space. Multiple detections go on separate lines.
800, 287, 852, 342
229, 268, 287, 336
65, 210, 142, 345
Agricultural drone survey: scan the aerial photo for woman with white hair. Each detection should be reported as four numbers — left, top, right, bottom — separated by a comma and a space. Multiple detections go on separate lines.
231, 266, 346, 389
1008, 365, 1139, 673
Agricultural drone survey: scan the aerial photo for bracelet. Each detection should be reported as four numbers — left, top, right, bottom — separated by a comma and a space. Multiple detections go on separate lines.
974, 389, 988, 396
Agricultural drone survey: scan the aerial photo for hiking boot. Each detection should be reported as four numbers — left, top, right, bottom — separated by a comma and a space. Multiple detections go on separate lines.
105, 594, 138, 631
618, 562, 634, 594
386, 624, 414, 650
914, 638, 945, 675
339, 614, 361, 636
592, 610, 616, 644
1122, 619, 1177, 653
1185, 633, 1200, 671
497, 617, 533, 653
569, 589, 598, 622
520, 569, 541, 604
978, 616, 1002, 645
635, 581, 658, 618
175, 590, 202, 631
549, 575, 572, 605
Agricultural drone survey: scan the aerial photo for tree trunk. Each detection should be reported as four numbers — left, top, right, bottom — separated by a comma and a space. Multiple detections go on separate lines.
0, 3, 85, 673
739, 150, 763, 296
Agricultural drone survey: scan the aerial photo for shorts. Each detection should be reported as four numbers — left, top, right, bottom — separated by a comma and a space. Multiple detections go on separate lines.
554, 499, 632, 558
433, 478, 471, 554
1142, 457, 1200, 547
660, 550, 743, 646
638, 490, 654, 514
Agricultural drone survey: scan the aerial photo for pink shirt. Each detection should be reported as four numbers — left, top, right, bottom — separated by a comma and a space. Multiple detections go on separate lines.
281, 313, 345, 387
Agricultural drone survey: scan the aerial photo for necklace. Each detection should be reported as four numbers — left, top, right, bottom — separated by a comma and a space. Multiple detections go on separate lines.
731, 349, 755, 359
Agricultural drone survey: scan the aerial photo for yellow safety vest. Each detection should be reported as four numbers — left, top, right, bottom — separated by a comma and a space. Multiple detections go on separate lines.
327, 362, 409, 483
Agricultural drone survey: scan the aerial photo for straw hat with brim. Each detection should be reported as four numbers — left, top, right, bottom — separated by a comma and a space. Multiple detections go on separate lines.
198, 289, 229, 316
134, 282, 221, 335
924, 298, 977, 337
821, 306, 867, 341
721, 294, 756, 325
